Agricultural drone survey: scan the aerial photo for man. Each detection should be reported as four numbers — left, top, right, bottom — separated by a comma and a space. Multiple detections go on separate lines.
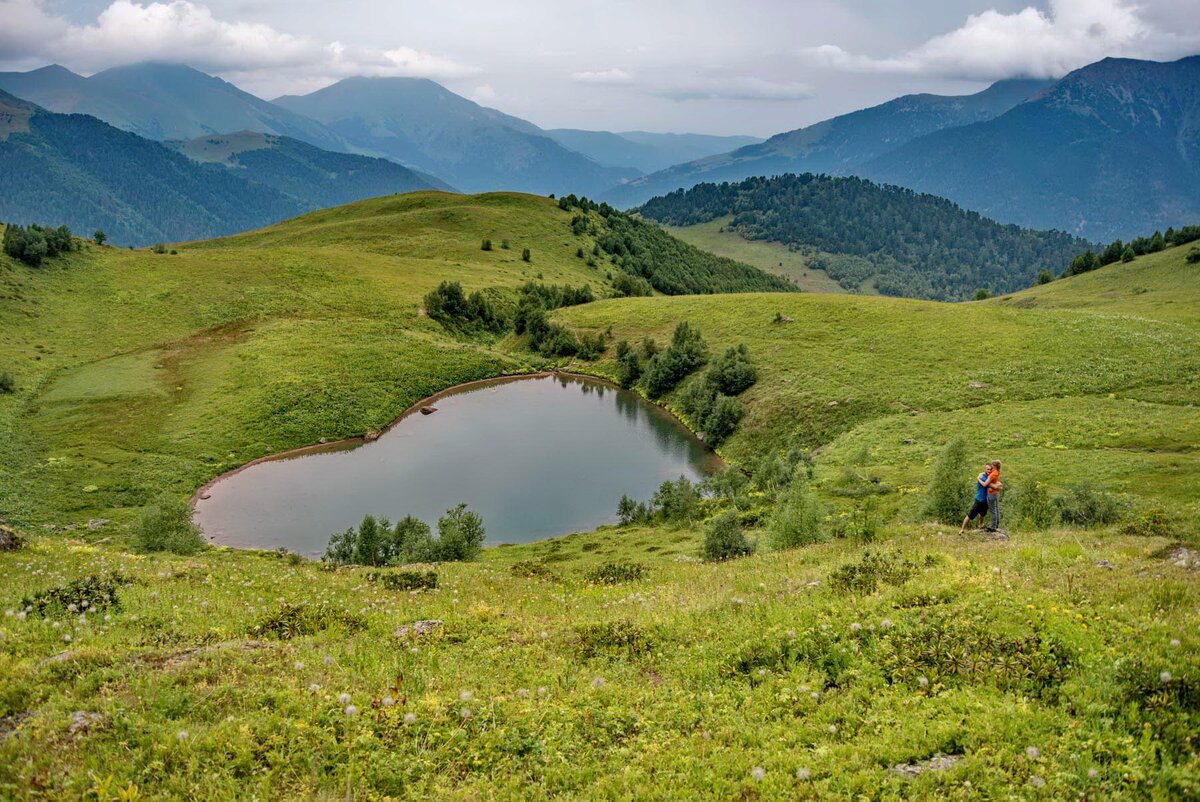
960, 461, 994, 534
985, 460, 1003, 531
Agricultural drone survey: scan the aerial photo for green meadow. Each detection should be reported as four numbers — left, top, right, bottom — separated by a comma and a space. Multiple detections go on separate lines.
2, 193, 1198, 799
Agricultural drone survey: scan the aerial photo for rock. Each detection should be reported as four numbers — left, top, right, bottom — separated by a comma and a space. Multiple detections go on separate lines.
0, 522, 25, 552
420, 406, 438, 415
86, 518, 109, 530
827, 401, 839, 407
39, 651, 71, 668
1096, 559, 1114, 569
364, 430, 381, 442
968, 381, 990, 389
0, 712, 30, 740
68, 711, 103, 736
901, 438, 916, 445
977, 528, 1010, 541
394, 620, 443, 639
199, 493, 212, 501
892, 753, 962, 778
1165, 546, 1198, 570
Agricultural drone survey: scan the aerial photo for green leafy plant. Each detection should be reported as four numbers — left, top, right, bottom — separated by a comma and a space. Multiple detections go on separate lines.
132, 495, 206, 555
584, 561, 646, 584
702, 511, 753, 561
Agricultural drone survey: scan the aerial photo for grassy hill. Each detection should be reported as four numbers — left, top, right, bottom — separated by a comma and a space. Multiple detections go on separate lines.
2, 197, 1198, 798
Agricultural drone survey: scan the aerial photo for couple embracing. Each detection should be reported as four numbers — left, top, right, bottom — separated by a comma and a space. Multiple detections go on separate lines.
961, 460, 1003, 534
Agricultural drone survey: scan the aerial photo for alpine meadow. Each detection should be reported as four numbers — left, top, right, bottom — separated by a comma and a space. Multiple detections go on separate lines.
2, 2, 1200, 800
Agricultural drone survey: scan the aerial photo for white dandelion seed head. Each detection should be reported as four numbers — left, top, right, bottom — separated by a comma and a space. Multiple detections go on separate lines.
404, 712, 416, 725
16, 611, 26, 621
344, 705, 358, 716
757, 668, 768, 677
516, 688, 530, 697
4, 609, 12, 617
917, 676, 929, 687
459, 690, 473, 702
750, 766, 765, 781
381, 696, 395, 708
1170, 639, 1181, 648
309, 684, 321, 692
63, 633, 72, 642
323, 656, 334, 666
67, 604, 77, 613
880, 618, 892, 629
810, 691, 820, 700
338, 693, 352, 705
1087, 767, 1099, 779
850, 622, 862, 632
538, 686, 548, 695
460, 708, 472, 720
592, 676, 605, 689
796, 767, 811, 780
1161, 671, 1173, 683
828, 724, 837, 734
176, 730, 189, 742
1030, 776, 1045, 788
1026, 746, 1040, 759
786, 630, 796, 639
293, 661, 304, 670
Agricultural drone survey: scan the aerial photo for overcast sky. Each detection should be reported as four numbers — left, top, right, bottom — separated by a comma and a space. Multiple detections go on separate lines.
2, 0, 1199, 136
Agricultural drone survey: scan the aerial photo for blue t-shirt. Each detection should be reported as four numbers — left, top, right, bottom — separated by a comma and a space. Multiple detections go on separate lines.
975, 472, 989, 502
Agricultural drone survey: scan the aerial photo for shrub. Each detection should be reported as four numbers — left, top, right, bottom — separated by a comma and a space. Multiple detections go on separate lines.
1121, 507, 1176, 538
577, 331, 607, 360
93, 230, 107, 245
481, 239, 493, 251
522, 247, 532, 262
430, 503, 486, 561
326, 507, 484, 565
616, 495, 651, 526
702, 395, 743, 446
22, 572, 129, 617
3, 223, 72, 266
252, 602, 364, 639
706, 344, 757, 396
1014, 479, 1057, 529
510, 560, 558, 581
642, 323, 709, 398
151, 243, 167, 254
652, 476, 701, 524
575, 620, 653, 659
326, 515, 396, 566
1187, 247, 1200, 265
922, 438, 970, 525
1054, 482, 1120, 527
615, 349, 643, 388
132, 495, 206, 555
501, 239, 511, 250
702, 511, 753, 561
677, 378, 715, 425
1036, 269, 1053, 285
767, 479, 824, 550
584, 561, 646, 584
829, 551, 923, 594
0, 371, 14, 393
831, 500, 880, 542
367, 569, 438, 591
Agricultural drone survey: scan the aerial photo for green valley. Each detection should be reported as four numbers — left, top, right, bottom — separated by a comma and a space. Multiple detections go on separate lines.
2, 193, 1198, 799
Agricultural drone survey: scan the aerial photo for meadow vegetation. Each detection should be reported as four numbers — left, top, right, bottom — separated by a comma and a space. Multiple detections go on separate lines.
1, 194, 1198, 798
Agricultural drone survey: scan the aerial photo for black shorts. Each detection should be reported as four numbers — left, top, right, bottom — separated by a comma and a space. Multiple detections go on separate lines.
967, 499, 989, 519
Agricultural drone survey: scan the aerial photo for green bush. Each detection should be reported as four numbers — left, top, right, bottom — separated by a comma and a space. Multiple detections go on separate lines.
702, 395, 743, 446
0, 371, 14, 393
616, 495, 651, 526
429, 504, 487, 561
829, 551, 923, 594
922, 438, 970, 524
575, 620, 653, 659
251, 602, 364, 639
325, 506, 485, 565
767, 479, 824, 550
510, 560, 558, 581
615, 349, 643, 388
584, 561, 646, 584
481, 239, 493, 251
22, 572, 129, 617
1014, 479, 1057, 529
1121, 508, 1176, 538
1054, 482, 1121, 527
367, 569, 438, 591
651, 476, 701, 524
132, 495, 206, 555
702, 511, 753, 561
522, 247, 531, 262
705, 344, 757, 396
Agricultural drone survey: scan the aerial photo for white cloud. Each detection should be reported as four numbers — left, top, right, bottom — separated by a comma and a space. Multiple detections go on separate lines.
800, 0, 1200, 80
0, 0, 478, 89
570, 68, 635, 84
655, 76, 812, 102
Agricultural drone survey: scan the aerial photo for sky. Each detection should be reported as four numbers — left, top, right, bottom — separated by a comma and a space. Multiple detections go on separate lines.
1, 0, 1199, 136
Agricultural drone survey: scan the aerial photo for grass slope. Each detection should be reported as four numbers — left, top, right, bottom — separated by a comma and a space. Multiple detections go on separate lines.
1, 198, 1198, 798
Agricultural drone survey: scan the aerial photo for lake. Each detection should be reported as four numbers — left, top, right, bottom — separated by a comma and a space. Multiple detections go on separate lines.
193, 373, 722, 555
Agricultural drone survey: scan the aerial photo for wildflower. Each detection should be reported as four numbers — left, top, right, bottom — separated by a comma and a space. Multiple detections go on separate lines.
850, 622, 862, 632
68, 604, 78, 613
750, 766, 765, 781
1026, 746, 1040, 759
404, 712, 417, 725
516, 688, 530, 697
796, 768, 811, 781
1161, 671, 1172, 684
344, 705, 358, 716
3, 610, 11, 617
1170, 639, 1181, 648
880, 618, 892, 629
1087, 768, 1099, 779
786, 630, 796, 640
177, 730, 189, 742
16, 611, 26, 621
338, 693, 352, 705
63, 633, 72, 642
537, 686, 548, 695
309, 684, 321, 692
460, 708, 472, 721
459, 690, 473, 702
828, 724, 837, 734
917, 676, 929, 688
323, 656, 334, 666
293, 661, 304, 670
810, 691, 820, 701
381, 696, 395, 708
592, 676, 606, 689
1030, 776, 1045, 788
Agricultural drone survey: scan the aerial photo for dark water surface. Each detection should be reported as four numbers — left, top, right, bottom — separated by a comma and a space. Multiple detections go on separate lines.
195, 375, 722, 554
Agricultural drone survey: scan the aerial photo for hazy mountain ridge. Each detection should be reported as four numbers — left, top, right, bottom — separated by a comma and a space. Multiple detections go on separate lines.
603, 78, 1053, 207
544, 129, 762, 174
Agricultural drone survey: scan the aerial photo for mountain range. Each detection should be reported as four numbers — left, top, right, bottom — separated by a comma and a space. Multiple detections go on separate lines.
0, 90, 437, 245
543, 129, 761, 174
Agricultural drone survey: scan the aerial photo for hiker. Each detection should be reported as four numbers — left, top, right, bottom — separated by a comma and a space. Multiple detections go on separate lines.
986, 459, 1003, 531
960, 461, 994, 534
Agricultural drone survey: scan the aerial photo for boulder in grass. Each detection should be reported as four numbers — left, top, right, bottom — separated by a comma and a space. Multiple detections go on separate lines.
0, 521, 25, 552
394, 620, 443, 639
892, 753, 962, 778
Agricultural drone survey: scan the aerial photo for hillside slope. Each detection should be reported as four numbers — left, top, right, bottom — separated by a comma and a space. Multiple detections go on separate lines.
1, 200, 1198, 799
275, 77, 636, 195
860, 56, 1200, 240
604, 78, 1050, 207
638, 174, 1092, 299
0, 93, 440, 245
0, 62, 350, 152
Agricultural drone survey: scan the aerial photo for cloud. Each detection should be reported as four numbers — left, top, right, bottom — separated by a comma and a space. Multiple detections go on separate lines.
0, 0, 478, 87
654, 76, 812, 102
800, 0, 1200, 80
570, 68, 635, 84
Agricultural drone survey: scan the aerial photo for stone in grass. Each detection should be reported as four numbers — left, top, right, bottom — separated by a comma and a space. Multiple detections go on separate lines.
68, 711, 103, 736
892, 753, 963, 778
394, 620, 444, 639
0, 521, 25, 552
0, 712, 31, 740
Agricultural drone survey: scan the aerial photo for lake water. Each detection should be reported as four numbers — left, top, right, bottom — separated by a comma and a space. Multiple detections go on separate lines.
194, 374, 722, 555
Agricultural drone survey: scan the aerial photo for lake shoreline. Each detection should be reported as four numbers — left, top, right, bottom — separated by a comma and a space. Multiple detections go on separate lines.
190, 368, 722, 546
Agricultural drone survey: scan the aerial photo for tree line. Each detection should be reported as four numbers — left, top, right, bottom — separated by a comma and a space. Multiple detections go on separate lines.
2, 222, 74, 266
635, 174, 1093, 301
1063, 225, 1200, 277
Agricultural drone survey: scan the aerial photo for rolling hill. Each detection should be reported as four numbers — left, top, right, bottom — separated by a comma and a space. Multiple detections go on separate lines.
603, 78, 1051, 207
1, 192, 1198, 797
274, 76, 637, 195
637, 173, 1092, 299
0, 92, 440, 245
545, 129, 761, 174
0, 62, 350, 152
859, 56, 1200, 241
